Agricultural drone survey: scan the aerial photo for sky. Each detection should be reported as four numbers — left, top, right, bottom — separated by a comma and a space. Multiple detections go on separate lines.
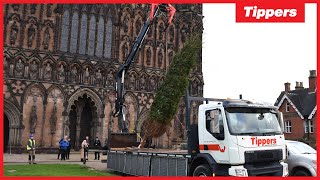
201, 3, 317, 105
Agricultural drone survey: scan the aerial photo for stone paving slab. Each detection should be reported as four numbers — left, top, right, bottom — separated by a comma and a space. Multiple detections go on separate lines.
4, 153, 110, 172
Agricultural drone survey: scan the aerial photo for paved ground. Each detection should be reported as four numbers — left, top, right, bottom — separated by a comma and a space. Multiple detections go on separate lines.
4, 152, 110, 172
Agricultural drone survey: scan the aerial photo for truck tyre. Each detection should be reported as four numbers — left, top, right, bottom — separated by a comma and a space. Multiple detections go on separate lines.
293, 169, 311, 176
193, 164, 212, 177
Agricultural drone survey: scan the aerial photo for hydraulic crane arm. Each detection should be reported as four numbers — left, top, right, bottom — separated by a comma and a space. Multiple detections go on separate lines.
114, 4, 176, 132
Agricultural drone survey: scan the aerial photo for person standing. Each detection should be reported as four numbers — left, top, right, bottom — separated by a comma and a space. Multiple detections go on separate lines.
66, 138, 71, 160
57, 138, 63, 159
27, 134, 36, 164
81, 136, 89, 162
93, 137, 101, 160
59, 136, 69, 161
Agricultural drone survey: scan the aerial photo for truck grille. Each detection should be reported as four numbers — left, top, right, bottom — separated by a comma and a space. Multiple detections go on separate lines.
244, 149, 283, 163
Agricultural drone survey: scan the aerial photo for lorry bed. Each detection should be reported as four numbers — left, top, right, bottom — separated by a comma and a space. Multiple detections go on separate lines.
107, 148, 189, 176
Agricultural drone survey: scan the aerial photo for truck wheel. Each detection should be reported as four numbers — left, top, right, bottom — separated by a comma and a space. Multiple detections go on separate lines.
193, 164, 212, 177
293, 169, 311, 176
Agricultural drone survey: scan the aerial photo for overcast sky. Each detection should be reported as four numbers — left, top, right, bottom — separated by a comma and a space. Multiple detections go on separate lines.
202, 3, 317, 105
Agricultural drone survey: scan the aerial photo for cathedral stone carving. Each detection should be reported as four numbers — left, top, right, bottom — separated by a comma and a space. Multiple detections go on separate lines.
95, 69, 102, 86
83, 67, 90, 84
29, 106, 37, 133
43, 63, 52, 80
29, 61, 38, 80
70, 66, 78, 83
57, 64, 65, 83
15, 59, 24, 77
43, 27, 51, 50
10, 22, 19, 45
27, 24, 36, 47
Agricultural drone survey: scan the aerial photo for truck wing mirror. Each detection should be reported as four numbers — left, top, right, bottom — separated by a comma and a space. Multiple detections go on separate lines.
278, 111, 284, 133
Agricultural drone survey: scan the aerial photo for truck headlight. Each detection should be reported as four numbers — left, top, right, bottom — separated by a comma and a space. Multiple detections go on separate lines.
235, 169, 247, 176
280, 162, 289, 177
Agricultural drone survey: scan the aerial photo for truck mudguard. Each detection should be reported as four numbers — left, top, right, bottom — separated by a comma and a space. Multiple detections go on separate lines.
190, 153, 230, 176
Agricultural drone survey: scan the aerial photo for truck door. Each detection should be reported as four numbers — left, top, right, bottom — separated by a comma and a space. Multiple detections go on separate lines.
199, 108, 230, 164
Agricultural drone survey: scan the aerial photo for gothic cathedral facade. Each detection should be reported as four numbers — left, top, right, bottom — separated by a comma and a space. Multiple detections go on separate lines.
4, 4, 204, 152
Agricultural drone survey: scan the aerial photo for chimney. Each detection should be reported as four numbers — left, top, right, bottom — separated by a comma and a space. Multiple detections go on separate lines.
295, 81, 304, 90
284, 82, 290, 92
309, 70, 316, 92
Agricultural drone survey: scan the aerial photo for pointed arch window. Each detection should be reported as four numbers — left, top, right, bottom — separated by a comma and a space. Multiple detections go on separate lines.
87, 15, 96, 56
104, 17, 112, 59
60, 9, 70, 52
70, 12, 79, 53
79, 13, 88, 55
95, 15, 104, 57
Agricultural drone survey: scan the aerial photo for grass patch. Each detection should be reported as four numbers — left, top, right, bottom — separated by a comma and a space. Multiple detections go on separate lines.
4, 164, 116, 176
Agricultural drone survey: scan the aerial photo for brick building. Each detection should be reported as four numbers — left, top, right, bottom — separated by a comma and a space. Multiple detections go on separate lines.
3, 4, 204, 153
274, 70, 316, 146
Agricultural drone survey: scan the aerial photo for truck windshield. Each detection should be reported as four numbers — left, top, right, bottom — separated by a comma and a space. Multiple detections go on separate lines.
225, 107, 282, 135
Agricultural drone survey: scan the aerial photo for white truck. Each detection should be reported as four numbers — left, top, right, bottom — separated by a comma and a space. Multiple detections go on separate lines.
107, 93, 289, 177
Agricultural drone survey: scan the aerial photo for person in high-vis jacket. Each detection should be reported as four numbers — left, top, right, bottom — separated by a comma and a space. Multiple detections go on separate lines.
27, 134, 36, 164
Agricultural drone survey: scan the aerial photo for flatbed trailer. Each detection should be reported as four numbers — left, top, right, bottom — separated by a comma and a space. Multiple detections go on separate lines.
107, 148, 190, 176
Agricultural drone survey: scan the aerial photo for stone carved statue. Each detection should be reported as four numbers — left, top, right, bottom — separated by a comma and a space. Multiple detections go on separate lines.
135, 17, 141, 35
43, 63, 52, 80
15, 59, 24, 77
29, 106, 37, 133
129, 74, 135, 90
146, 47, 151, 65
27, 24, 36, 47
150, 78, 156, 91
140, 76, 146, 90
158, 23, 164, 40
70, 66, 78, 83
57, 64, 65, 83
10, 21, 19, 45
106, 71, 114, 87
95, 69, 102, 86
29, 60, 38, 80
123, 43, 129, 60
123, 15, 129, 33
83, 67, 90, 84
43, 27, 50, 50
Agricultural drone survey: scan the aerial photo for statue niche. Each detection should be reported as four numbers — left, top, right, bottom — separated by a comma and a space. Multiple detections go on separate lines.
27, 24, 36, 47
10, 21, 19, 46
29, 60, 38, 80
29, 106, 37, 133
43, 27, 51, 50
15, 59, 24, 77
57, 64, 65, 83
43, 63, 52, 80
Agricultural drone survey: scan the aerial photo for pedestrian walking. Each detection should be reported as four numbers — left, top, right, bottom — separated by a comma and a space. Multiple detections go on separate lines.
27, 134, 36, 164
57, 138, 63, 159
59, 136, 69, 161
81, 136, 89, 162
93, 137, 101, 160
66, 138, 71, 159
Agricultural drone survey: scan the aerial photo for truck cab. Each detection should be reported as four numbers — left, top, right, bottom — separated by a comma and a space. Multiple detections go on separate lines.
191, 99, 289, 176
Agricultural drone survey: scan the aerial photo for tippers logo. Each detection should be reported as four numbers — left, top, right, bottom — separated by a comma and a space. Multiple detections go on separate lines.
251, 137, 277, 146
236, 1, 305, 22
244, 6, 297, 20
